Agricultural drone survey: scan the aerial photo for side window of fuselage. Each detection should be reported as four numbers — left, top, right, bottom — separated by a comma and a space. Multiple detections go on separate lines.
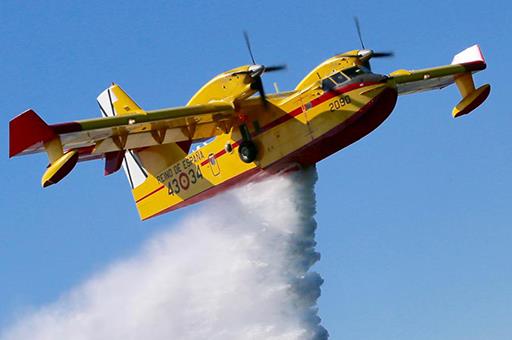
321, 78, 336, 92
330, 72, 348, 85
322, 72, 351, 92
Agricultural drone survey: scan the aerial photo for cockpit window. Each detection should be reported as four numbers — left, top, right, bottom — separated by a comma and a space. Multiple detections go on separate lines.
330, 72, 349, 84
342, 66, 368, 79
322, 66, 370, 92
322, 72, 349, 92
321, 78, 336, 91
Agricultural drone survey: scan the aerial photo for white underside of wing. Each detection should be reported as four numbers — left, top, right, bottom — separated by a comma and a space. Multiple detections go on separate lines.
397, 75, 455, 95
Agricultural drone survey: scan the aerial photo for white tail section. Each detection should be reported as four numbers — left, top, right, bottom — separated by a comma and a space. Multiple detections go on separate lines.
97, 85, 148, 189
97, 87, 116, 117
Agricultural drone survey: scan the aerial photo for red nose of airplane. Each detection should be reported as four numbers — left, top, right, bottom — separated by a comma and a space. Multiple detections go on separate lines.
342, 82, 398, 144
362, 83, 398, 124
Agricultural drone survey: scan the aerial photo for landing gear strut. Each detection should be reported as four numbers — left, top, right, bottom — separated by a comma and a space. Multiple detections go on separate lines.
238, 123, 258, 163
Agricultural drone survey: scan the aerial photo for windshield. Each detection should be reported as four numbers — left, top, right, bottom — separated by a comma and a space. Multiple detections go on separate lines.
322, 66, 372, 92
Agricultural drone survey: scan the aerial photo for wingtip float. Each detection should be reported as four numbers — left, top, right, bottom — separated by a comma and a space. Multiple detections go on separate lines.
9, 40, 490, 220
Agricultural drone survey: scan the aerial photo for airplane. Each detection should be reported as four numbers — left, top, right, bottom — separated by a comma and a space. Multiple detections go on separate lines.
9, 31, 490, 220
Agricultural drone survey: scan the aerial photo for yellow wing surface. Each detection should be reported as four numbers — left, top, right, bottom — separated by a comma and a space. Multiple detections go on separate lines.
9, 84, 236, 186
10, 93, 234, 158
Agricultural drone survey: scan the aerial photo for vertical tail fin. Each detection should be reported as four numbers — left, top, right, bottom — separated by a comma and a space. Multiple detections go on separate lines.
97, 83, 144, 117
96, 84, 191, 191
97, 84, 148, 188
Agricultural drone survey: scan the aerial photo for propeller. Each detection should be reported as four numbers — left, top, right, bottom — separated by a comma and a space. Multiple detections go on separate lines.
336, 18, 394, 60
233, 32, 287, 108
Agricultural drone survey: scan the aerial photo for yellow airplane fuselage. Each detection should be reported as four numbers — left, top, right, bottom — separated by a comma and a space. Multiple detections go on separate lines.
134, 80, 397, 220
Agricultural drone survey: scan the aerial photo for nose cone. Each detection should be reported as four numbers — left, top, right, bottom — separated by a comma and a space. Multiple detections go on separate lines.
377, 85, 398, 109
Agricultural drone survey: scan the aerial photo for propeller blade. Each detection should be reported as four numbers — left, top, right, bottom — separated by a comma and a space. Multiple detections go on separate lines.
243, 31, 256, 65
264, 64, 287, 72
354, 17, 365, 50
238, 32, 287, 109
372, 51, 394, 58
251, 76, 268, 109
336, 51, 394, 59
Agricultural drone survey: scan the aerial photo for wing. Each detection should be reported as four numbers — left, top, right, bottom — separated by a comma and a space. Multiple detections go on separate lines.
10, 100, 235, 160
388, 44, 487, 95
9, 92, 236, 187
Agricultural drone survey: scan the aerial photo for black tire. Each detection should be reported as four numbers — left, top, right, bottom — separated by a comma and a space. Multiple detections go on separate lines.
238, 141, 258, 163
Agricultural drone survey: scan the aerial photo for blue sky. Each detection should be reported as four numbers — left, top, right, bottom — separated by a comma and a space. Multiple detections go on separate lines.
1, 1, 510, 339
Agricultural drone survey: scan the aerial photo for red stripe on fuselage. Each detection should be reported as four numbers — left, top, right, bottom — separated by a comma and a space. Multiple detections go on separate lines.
135, 184, 166, 203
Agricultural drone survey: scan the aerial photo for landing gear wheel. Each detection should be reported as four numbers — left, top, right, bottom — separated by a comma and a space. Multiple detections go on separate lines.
238, 141, 258, 163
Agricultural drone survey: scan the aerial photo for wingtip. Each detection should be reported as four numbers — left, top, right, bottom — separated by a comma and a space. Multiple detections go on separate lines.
452, 44, 486, 68
9, 109, 56, 158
